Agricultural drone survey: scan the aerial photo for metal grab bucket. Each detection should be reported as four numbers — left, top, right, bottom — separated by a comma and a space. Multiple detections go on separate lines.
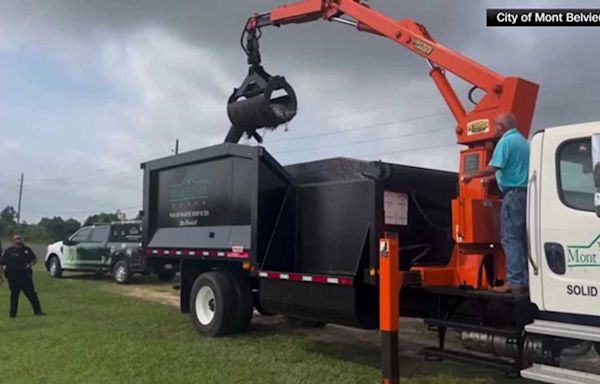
227, 69, 297, 131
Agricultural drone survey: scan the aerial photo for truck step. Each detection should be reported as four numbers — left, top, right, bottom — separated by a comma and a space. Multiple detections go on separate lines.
526, 320, 600, 342
424, 318, 521, 338
521, 364, 600, 384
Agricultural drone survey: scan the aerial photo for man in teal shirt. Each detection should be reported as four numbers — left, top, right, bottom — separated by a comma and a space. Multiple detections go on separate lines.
463, 112, 530, 294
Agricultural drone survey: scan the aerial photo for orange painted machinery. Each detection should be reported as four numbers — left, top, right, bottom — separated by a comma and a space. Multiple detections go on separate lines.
229, 0, 538, 291
221, 1, 540, 383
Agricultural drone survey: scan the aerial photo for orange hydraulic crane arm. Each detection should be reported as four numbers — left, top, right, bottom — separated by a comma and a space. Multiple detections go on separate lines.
239, 0, 541, 292
245, 0, 539, 146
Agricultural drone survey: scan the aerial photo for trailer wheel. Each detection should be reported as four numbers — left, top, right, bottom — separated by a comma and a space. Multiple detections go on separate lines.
113, 260, 131, 284
48, 256, 63, 278
284, 316, 326, 328
190, 272, 238, 337
222, 271, 253, 333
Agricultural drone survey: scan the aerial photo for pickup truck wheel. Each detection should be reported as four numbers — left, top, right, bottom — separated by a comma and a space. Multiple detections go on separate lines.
190, 272, 238, 337
157, 270, 176, 282
113, 260, 131, 284
48, 256, 63, 278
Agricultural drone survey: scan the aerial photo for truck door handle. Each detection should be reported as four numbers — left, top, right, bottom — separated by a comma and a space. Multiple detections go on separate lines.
526, 170, 539, 275
544, 242, 566, 275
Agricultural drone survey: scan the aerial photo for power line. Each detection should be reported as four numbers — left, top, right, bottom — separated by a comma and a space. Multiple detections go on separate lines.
27, 170, 141, 189
21, 205, 142, 216
26, 149, 168, 183
267, 110, 448, 143
272, 126, 448, 155
353, 142, 458, 160
13, 71, 600, 190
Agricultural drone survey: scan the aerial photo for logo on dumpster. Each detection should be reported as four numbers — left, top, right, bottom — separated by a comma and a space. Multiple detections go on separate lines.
169, 178, 208, 202
168, 178, 210, 226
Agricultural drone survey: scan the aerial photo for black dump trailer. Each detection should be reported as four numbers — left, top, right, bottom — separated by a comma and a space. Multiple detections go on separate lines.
141, 143, 456, 335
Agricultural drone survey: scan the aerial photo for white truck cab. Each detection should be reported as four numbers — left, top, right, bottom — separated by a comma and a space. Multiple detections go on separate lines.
524, 122, 600, 383
529, 122, 600, 316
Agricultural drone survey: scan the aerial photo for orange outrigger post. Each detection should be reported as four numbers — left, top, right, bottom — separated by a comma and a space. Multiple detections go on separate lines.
379, 234, 402, 384
237, 1, 539, 382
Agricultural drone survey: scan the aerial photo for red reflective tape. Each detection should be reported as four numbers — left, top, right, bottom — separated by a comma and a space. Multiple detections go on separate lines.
258, 270, 353, 286
149, 248, 250, 260
226, 252, 249, 259
288, 273, 303, 281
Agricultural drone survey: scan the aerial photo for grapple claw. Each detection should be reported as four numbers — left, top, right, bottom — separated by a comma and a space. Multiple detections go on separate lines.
225, 29, 297, 143
226, 66, 297, 142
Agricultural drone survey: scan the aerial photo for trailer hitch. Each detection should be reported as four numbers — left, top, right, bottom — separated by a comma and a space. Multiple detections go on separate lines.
225, 29, 297, 144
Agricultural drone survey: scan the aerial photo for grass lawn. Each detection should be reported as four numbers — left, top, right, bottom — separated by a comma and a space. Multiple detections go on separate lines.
0, 265, 529, 384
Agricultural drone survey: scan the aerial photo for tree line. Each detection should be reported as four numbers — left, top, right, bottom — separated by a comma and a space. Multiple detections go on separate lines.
0, 206, 128, 244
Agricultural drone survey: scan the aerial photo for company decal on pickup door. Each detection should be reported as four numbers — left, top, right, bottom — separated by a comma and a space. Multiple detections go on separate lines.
567, 234, 600, 268
565, 235, 600, 297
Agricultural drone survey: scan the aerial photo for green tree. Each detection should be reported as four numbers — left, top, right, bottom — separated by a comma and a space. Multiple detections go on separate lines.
39, 216, 82, 241
21, 222, 50, 243
0, 206, 17, 238
84, 212, 120, 226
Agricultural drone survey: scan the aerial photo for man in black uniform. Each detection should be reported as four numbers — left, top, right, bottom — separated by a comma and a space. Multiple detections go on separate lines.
0, 235, 44, 318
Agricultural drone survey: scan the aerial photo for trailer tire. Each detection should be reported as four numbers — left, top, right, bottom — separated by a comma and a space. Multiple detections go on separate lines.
113, 260, 131, 284
284, 316, 326, 328
190, 272, 238, 337
157, 270, 176, 282
48, 256, 63, 278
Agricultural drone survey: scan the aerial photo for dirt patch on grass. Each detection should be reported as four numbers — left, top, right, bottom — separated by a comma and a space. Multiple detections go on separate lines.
107, 282, 440, 348
105, 281, 531, 382
106, 284, 180, 307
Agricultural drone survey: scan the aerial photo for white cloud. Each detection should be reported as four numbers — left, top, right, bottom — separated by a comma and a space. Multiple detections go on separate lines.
2, 0, 600, 223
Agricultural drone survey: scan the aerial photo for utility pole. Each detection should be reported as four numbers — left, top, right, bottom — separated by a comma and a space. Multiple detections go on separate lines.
16, 173, 23, 228
173, 138, 179, 155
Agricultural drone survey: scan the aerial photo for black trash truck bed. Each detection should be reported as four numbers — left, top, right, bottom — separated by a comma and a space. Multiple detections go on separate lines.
141, 143, 456, 328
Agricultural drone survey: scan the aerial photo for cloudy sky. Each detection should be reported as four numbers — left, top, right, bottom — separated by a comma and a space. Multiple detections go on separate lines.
1, 0, 600, 223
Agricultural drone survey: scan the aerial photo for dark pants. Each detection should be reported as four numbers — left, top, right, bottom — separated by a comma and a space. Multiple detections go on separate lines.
6, 270, 42, 317
501, 189, 529, 286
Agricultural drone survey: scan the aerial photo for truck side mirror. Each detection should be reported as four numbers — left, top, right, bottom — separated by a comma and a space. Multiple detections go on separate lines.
63, 238, 79, 246
592, 134, 600, 217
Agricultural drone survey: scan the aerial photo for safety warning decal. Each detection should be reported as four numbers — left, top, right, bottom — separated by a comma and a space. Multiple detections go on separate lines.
466, 119, 490, 136
384, 191, 408, 226
412, 38, 434, 55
